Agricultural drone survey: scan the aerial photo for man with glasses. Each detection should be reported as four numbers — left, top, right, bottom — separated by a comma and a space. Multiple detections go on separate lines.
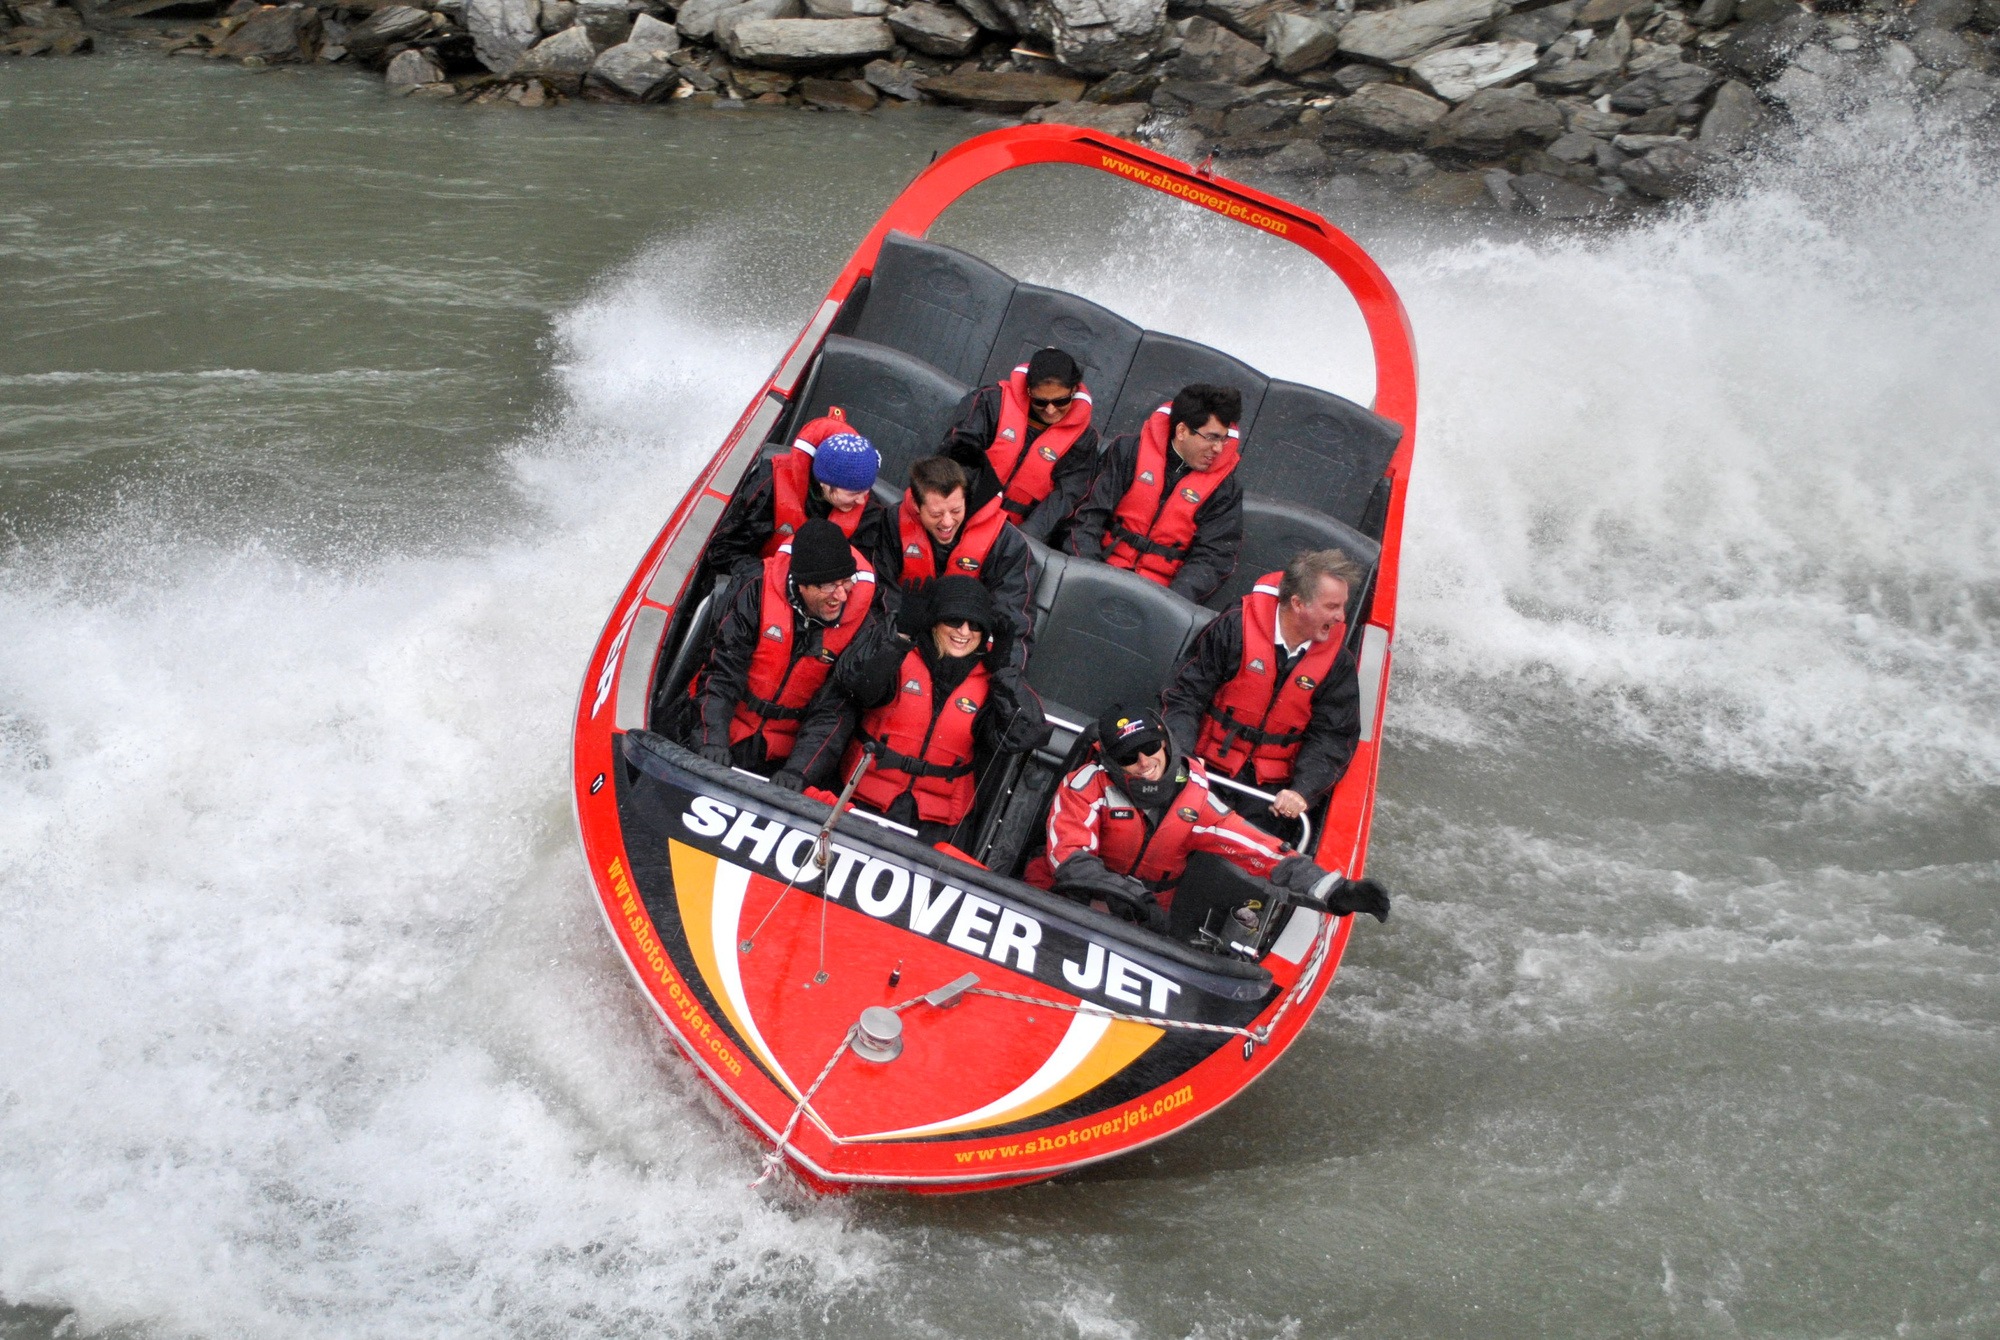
938, 346, 1101, 545
685, 519, 878, 776
1066, 383, 1245, 604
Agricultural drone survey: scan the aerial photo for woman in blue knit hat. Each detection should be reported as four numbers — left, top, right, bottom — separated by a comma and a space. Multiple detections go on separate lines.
701, 407, 897, 581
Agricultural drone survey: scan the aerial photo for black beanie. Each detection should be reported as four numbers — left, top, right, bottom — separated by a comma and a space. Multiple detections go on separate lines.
1027, 347, 1082, 388
928, 575, 993, 633
788, 518, 857, 587
1097, 705, 1166, 764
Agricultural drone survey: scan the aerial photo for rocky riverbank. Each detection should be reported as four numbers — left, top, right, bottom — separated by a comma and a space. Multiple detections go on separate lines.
6, 0, 1997, 215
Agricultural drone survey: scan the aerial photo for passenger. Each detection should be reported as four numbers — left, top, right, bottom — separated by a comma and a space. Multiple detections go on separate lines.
701, 410, 895, 580
781, 576, 1048, 845
1065, 383, 1245, 604
1162, 548, 1363, 838
1026, 707, 1381, 932
685, 518, 877, 776
886, 455, 1036, 671
938, 346, 1100, 544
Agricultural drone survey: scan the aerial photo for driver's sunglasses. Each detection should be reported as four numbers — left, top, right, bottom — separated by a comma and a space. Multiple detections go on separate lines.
1029, 392, 1075, 410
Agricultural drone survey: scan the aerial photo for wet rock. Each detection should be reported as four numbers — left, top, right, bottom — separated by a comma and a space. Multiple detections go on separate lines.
1409, 38, 1538, 101
951, 0, 1011, 30
1511, 170, 1616, 216
804, 0, 884, 13
468, 0, 539, 70
798, 73, 876, 105
1576, 0, 1650, 27
1153, 75, 1245, 108
862, 55, 924, 96
215, 3, 320, 61
1607, 60, 1716, 110
723, 15, 888, 66
1715, 8, 1816, 80
1408, 169, 1490, 204
1427, 85, 1563, 153
1544, 128, 1601, 161
1566, 102, 1628, 133
577, 0, 632, 46
1691, 0, 1731, 24
1908, 26, 1977, 70
919, 66, 1084, 107
1618, 140, 1699, 196
1020, 0, 1166, 75
713, 0, 802, 46
345, 3, 429, 60
675, 0, 777, 39
1192, 0, 1282, 40
540, 0, 576, 33
105, 0, 223, 17
1494, 0, 1579, 50
513, 21, 593, 86
384, 44, 444, 86
1338, 0, 1501, 67
1084, 67, 1156, 100
1331, 81, 1449, 141
1222, 98, 1288, 132
1263, 137, 1328, 172
1024, 96, 1148, 131
1698, 77, 1763, 150
1326, 61, 1391, 92
1263, 10, 1339, 75
1173, 16, 1269, 81
588, 13, 680, 96
1482, 167, 1519, 209
1936, 67, 2000, 116
887, 1, 977, 55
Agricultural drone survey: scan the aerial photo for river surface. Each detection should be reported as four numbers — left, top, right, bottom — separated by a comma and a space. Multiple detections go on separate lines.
3, 49, 1997, 1340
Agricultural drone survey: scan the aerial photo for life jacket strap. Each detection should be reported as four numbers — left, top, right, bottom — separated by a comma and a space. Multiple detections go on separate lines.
864, 735, 975, 781
1109, 521, 1190, 562
743, 692, 811, 722
1203, 702, 1309, 749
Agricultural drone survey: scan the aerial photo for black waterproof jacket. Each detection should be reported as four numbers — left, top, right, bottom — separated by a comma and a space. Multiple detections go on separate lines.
702, 455, 898, 582
939, 383, 1102, 544
1064, 432, 1244, 605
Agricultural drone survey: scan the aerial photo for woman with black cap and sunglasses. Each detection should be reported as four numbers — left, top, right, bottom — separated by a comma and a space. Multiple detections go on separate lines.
780, 575, 1049, 844
1025, 704, 1386, 935
937, 346, 1101, 545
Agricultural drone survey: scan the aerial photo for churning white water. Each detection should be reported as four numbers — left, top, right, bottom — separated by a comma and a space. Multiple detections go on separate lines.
2, 55, 1995, 1339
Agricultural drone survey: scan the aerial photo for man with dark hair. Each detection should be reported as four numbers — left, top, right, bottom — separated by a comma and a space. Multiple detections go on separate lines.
938, 346, 1101, 543
1025, 705, 1387, 933
781, 576, 1048, 844
702, 409, 896, 581
1163, 547, 1364, 836
685, 518, 879, 776
886, 454, 1036, 670
1066, 383, 1245, 604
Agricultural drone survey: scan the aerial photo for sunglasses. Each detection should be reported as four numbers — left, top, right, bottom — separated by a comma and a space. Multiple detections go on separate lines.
937, 617, 982, 631
1029, 393, 1076, 410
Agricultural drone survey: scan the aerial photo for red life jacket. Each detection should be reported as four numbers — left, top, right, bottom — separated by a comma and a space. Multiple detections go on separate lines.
895, 489, 1008, 583
988, 366, 1093, 520
1102, 404, 1240, 587
1195, 574, 1345, 787
762, 408, 863, 559
1091, 765, 1216, 907
845, 647, 989, 825
728, 545, 877, 762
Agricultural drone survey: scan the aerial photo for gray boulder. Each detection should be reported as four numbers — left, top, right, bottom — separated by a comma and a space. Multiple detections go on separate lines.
1494, 0, 1579, 50
468, 0, 539, 71
1715, 9, 1816, 80
216, 3, 322, 62
1908, 26, 1976, 71
1021, 0, 1167, 75
1409, 38, 1538, 101
513, 22, 595, 88
1331, 82, 1450, 142
1510, 171, 1616, 217
1618, 141, 1699, 197
918, 67, 1086, 108
1264, 11, 1340, 75
713, 0, 803, 46
346, 3, 430, 61
1607, 60, 1716, 111
1338, 0, 1501, 67
577, 0, 632, 46
384, 45, 445, 87
1697, 77, 1763, 150
1174, 16, 1269, 81
588, 13, 680, 97
1426, 85, 1564, 153
1264, 138, 1329, 173
887, 1, 979, 55
803, 0, 885, 13
862, 56, 926, 97
723, 16, 894, 67
952, 0, 1013, 29
1025, 97, 1149, 132
798, 75, 878, 107
1576, 0, 1650, 26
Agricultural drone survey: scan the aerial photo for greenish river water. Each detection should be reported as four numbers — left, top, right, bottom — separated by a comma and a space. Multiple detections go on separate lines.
3, 49, 1997, 1340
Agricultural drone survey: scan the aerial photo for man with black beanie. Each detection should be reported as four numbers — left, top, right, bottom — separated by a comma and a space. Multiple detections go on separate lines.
938, 345, 1101, 544
1025, 704, 1388, 933
684, 518, 878, 776
782, 575, 1049, 844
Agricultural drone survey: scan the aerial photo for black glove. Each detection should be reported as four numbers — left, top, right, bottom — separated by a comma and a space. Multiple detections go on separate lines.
996, 697, 1051, 754
770, 770, 806, 792
1052, 857, 1169, 934
1268, 858, 1390, 922
892, 580, 933, 642
697, 744, 733, 767
1327, 877, 1390, 923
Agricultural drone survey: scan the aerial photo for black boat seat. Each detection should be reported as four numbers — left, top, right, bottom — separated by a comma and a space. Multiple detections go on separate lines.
1102, 331, 1270, 442
1203, 497, 1380, 613
852, 230, 1016, 387
978, 284, 1145, 415
792, 335, 969, 498
1236, 380, 1403, 530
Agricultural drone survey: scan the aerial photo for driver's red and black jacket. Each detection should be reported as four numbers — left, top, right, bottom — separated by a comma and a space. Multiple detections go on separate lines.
1028, 755, 1288, 911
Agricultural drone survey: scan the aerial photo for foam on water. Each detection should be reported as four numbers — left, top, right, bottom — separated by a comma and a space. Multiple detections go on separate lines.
4, 82, 1998, 1338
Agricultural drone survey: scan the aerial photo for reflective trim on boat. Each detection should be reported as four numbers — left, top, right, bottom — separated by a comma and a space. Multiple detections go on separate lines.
774, 299, 842, 396
1356, 624, 1390, 744
1267, 909, 1321, 965
615, 605, 669, 732
712, 395, 787, 498
646, 493, 726, 608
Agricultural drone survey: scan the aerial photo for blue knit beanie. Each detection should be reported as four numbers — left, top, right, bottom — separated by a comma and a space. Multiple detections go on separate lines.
812, 432, 880, 492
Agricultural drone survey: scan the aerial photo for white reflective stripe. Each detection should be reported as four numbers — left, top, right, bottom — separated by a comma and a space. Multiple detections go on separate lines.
777, 543, 792, 554
1357, 624, 1390, 744
1013, 363, 1029, 375
791, 439, 818, 456
1252, 582, 1281, 596
1268, 909, 1322, 965
853, 570, 875, 584
1067, 762, 1102, 790
1075, 388, 1092, 403
1193, 823, 1286, 861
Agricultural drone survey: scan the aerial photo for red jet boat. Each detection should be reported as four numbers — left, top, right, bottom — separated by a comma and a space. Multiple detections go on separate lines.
571, 125, 1417, 1193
